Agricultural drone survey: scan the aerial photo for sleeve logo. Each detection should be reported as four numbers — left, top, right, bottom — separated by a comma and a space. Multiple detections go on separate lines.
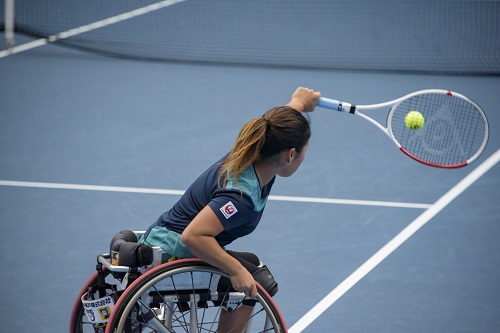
220, 201, 238, 219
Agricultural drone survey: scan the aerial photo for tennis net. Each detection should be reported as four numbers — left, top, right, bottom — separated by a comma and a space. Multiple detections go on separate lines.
2, 0, 499, 75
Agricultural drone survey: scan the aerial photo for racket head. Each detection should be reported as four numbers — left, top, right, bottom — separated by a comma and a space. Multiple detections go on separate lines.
387, 90, 489, 168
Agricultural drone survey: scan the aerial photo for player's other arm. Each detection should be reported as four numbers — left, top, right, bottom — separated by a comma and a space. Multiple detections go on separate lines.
181, 206, 257, 297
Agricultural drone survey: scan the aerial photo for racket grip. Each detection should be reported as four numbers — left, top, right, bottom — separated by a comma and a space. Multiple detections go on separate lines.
316, 97, 344, 112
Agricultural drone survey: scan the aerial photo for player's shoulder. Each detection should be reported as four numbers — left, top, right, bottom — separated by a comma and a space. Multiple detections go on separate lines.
225, 166, 260, 198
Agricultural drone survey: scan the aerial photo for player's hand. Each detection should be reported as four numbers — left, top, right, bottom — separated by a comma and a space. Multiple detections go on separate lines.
287, 87, 321, 112
229, 267, 257, 298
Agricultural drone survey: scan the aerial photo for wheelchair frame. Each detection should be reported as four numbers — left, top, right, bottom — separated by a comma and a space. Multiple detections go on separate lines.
69, 232, 287, 333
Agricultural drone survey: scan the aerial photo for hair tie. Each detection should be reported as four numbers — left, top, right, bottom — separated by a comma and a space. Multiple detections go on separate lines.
263, 117, 272, 129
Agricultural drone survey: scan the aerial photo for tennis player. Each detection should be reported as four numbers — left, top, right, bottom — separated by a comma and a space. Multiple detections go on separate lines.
141, 86, 320, 332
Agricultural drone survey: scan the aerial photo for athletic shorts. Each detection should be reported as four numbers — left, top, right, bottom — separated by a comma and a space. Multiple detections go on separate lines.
139, 226, 195, 259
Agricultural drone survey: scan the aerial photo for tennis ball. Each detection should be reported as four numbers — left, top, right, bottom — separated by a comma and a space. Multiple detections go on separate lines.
405, 111, 425, 130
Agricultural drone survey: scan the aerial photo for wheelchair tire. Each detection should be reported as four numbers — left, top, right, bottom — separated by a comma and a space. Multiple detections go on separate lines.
69, 267, 113, 333
105, 258, 287, 333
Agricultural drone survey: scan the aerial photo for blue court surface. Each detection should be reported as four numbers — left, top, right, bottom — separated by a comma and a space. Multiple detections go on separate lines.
1, 35, 500, 332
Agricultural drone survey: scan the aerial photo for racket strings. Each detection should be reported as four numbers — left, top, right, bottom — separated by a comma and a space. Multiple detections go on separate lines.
390, 93, 487, 167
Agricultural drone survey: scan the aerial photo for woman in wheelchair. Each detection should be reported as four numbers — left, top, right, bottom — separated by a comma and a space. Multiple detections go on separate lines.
137, 87, 320, 332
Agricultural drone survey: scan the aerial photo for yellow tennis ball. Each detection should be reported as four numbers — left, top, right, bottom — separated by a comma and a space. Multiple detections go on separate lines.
405, 111, 425, 130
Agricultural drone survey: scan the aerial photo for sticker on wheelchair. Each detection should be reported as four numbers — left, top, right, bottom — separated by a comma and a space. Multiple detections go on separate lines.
81, 290, 115, 326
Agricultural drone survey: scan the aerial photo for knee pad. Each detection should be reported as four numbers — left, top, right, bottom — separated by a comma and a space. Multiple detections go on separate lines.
109, 230, 153, 269
110, 230, 138, 265
252, 265, 278, 297
117, 242, 153, 267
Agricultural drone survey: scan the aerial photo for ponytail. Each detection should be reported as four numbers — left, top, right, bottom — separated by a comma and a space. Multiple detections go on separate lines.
219, 106, 310, 188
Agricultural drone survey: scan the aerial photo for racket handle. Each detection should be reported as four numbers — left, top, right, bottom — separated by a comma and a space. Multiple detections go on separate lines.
316, 97, 345, 112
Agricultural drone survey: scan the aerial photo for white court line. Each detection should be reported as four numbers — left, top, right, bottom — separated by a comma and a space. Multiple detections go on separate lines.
0, 180, 431, 209
0, 180, 186, 196
0, 0, 187, 58
270, 195, 430, 209
288, 149, 500, 333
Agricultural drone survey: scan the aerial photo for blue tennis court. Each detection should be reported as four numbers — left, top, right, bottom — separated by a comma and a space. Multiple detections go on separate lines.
1, 2, 499, 332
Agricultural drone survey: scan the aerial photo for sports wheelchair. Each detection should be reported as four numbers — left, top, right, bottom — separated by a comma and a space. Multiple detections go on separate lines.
69, 231, 287, 333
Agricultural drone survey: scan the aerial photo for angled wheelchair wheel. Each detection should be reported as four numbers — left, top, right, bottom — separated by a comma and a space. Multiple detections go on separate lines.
70, 264, 125, 333
70, 267, 113, 333
105, 258, 287, 333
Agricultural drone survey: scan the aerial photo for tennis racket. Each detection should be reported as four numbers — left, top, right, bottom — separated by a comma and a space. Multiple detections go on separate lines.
316, 89, 489, 168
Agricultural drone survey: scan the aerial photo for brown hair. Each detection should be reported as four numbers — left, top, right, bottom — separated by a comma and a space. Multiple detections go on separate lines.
219, 106, 311, 188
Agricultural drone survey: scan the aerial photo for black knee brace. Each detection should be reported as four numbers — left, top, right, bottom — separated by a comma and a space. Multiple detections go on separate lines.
226, 250, 279, 297
252, 265, 278, 297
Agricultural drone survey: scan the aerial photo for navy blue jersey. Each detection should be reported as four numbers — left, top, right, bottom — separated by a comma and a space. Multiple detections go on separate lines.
146, 156, 275, 247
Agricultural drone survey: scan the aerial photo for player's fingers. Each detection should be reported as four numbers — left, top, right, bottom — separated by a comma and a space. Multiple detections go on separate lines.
248, 284, 257, 298
304, 90, 321, 112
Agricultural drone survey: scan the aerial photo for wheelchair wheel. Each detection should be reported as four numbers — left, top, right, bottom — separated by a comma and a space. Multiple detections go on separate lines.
70, 269, 106, 333
105, 258, 287, 333
69, 266, 120, 333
